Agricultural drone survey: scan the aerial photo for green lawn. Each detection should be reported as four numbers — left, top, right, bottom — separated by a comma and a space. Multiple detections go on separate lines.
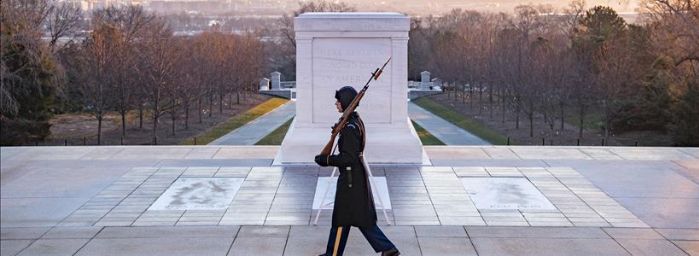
181, 97, 289, 145
411, 120, 445, 145
564, 108, 605, 131
412, 97, 508, 145
255, 117, 294, 145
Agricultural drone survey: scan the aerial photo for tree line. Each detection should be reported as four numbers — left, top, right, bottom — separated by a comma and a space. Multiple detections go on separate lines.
1, 0, 265, 145
3, 0, 697, 146
409, 0, 698, 146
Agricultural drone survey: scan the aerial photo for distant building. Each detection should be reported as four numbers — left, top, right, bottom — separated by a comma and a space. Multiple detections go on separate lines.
60, 0, 144, 12
147, 0, 230, 14
144, 0, 291, 15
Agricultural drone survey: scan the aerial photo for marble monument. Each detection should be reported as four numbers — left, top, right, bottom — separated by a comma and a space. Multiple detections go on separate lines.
271, 71, 281, 90
277, 12, 423, 164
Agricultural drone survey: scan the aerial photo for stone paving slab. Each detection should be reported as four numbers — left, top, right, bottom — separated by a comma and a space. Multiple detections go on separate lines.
2, 225, 697, 256
674, 160, 699, 183
17, 238, 89, 256
284, 226, 331, 255
287, 226, 423, 255
614, 239, 688, 256
510, 147, 593, 160
466, 226, 609, 238
673, 241, 699, 255
610, 148, 696, 160
656, 229, 699, 240
418, 237, 478, 255
2, 146, 696, 162
615, 198, 699, 229
1, 240, 32, 256
603, 228, 665, 239
229, 236, 287, 256
414, 225, 467, 237
1, 228, 50, 240
6, 164, 649, 229
41, 227, 103, 239
96, 226, 239, 238
470, 237, 630, 256
2, 146, 698, 255
681, 148, 699, 157
423, 146, 699, 161
212, 146, 278, 159
555, 160, 699, 199
75, 237, 234, 256
1, 197, 89, 228
429, 159, 550, 167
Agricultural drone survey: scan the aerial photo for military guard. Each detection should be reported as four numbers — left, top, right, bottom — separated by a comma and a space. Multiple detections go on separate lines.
315, 86, 400, 256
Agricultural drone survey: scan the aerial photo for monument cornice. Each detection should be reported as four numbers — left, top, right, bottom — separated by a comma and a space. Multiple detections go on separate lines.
295, 12, 410, 33
295, 32, 409, 40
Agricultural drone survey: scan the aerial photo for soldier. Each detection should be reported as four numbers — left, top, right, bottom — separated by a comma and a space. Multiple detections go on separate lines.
315, 86, 400, 256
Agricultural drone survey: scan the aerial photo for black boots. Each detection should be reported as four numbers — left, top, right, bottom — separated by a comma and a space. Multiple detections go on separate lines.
319, 247, 399, 256
381, 247, 400, 256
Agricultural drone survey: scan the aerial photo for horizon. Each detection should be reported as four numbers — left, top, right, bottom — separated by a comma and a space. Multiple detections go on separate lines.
71, 0, 642, 17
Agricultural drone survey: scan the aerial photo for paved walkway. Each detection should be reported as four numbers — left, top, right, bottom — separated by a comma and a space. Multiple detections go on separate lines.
409, 102, 491, 145
209, 101, 296, 145
1, 146, 697, 255
208, 100, 489, 146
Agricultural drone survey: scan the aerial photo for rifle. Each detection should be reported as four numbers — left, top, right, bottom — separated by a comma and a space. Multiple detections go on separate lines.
319, 57, 391, 156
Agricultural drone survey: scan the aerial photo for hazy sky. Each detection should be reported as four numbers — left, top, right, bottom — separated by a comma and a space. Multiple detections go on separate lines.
143, 0, 643, 19
469, 0, 641, 13
291, 0, 642, 14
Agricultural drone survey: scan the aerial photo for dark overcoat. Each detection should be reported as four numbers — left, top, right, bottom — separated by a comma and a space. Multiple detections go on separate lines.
327, 112, 377, 228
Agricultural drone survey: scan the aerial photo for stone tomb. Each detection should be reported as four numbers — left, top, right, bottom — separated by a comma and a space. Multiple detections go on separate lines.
277, 12, 424, 164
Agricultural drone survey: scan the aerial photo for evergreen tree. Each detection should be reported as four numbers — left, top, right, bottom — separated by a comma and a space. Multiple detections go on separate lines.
1, 0, 63, 145
670, 80, 699, 146
614, 56, 673, 132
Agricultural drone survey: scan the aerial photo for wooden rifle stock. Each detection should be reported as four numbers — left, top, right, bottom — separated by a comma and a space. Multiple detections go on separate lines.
319, 57, 391, 156
320, 133, 337, 156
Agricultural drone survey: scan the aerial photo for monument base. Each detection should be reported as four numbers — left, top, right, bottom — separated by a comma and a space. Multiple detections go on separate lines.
275, 118, 425, 164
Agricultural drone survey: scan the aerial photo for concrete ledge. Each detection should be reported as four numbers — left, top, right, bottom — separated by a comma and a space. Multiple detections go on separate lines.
259, 90, 293, 99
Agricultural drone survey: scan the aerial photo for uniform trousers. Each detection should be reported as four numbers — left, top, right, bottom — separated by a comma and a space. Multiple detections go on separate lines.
324, 224, 395, 256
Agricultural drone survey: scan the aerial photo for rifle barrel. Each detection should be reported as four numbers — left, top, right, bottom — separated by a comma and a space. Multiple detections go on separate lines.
320, 57, 392, 155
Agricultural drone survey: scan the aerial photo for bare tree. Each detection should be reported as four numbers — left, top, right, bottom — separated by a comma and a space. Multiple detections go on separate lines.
45, 2, 83, 52
174, 38, 199, 129
137, 18, 176, 144
641, 0, 699, 68
79, 23, 124, 144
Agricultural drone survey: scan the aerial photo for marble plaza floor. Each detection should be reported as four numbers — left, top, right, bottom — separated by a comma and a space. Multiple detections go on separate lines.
1, 146, 698, 255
